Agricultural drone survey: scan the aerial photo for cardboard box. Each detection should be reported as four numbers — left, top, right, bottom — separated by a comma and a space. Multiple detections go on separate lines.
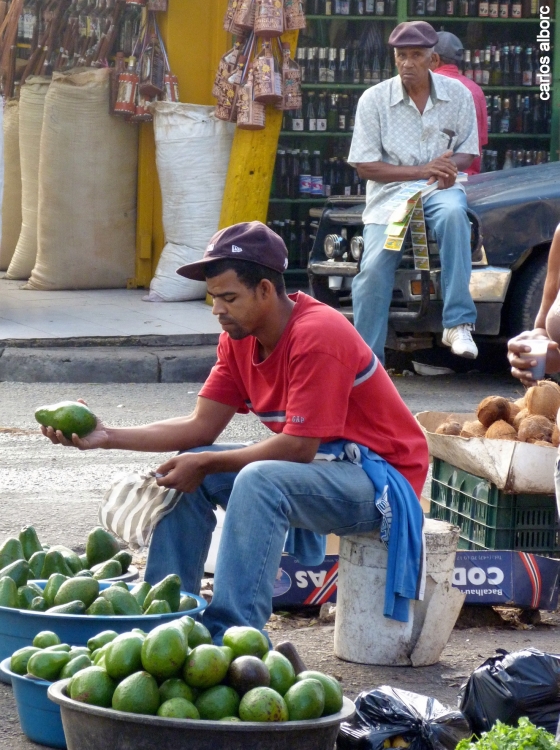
273, 554, 338, 607
416, 411, 557, 493
453, 550, 560, 609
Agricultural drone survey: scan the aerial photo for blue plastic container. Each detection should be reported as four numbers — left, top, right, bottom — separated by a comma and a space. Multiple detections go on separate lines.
1, 657, 66, 748
0, 581, 206, 684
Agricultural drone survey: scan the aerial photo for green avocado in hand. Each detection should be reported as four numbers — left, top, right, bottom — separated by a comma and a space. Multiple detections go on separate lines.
35, 401, 97, 440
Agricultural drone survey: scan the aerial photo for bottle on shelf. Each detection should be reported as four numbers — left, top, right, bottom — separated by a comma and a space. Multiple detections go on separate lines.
522, 46, 533, 86
490, 95, 501, 133
327, 47, 337, 83
478, 0, 489, 17
289, 149, 300, 198
318, 47, 328, 83
291, 103, 304, 131
274, 149, 288, 197
311, 151, 324, 196
371, 50, 381, 85
338, 47, 349, 83
299, 149, 312, 196
338, 93, 350, 130
459, 0, 470, 16
317, 92, 327, 131
511, 0, 521, 17
353, 0, 365, 13
324, 0, 333, 14
327, 93, 339, 130
503, 149, 514, 169
521, 94, 531, 133
499, 0, 509, 15
490, 49, 501, 85
481, 48, 491, 85
414, 0, 426, 15
365, 0, 375, 13
334, 0, 350, 13
463, 49, 473, 80
381, 53, 392, 81
473, 50, 483, 85
499, 97, 511, 132
489, 0, 498, 17
349, 93, 358, 130
512, 46, 522, 86
502, 45, 511, 86
309, 47, 320, 83
306, 92, 317, 131
296, 47, 307, 82
362, 55, 373, 84
446, 0, 457, 15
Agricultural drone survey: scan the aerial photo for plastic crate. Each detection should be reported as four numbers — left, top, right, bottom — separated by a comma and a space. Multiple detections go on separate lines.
430, 457, 560, 554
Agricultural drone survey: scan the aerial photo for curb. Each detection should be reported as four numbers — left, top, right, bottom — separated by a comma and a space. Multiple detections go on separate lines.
0, 345, 218, 384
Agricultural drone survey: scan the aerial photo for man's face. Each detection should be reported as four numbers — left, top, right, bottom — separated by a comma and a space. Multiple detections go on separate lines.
394, 46, 432, 88
207, 269, 264, 340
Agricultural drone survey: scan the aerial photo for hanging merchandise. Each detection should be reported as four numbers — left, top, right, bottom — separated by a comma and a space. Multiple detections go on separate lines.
26, 68, 138, 291
215, 53, 248, 122
213, 40, 245, 99
237, 67, 266, 130
284, 0, 306, 30
147, 0, 168, 9
253, 39, 283, 104
126, 0, 147, 5
255, 0, 285, 38
114, 56, 139, 115
110, 51, 127, 114
233, 0, 257, 31
146, 103, 235, 302
139, 28, 165, 98
6, 76, 50, 281
0, 101, 20, 271
163, 73, 179, 102
281, 42, 302, 111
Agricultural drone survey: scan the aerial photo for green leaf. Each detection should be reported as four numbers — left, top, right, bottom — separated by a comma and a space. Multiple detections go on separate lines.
455, 718, 559, 750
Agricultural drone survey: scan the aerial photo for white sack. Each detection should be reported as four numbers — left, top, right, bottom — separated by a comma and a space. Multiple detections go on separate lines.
147, 102, 234, 302
0, 101, 21, 271
6, 77, 50, 280
26, 68, 138, 290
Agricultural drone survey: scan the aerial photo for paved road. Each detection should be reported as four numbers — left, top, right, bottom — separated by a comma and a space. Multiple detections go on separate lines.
0, 372, 527, 749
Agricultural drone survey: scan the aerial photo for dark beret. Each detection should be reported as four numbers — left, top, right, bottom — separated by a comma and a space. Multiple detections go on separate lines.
388, 21, 438, 48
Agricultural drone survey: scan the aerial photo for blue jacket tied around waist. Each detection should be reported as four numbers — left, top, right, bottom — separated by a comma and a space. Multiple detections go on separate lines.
283, 440, 426, 622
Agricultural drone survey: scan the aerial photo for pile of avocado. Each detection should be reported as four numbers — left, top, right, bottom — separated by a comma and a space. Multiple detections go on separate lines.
62, 623, 344, 722
0, 525, 198, 616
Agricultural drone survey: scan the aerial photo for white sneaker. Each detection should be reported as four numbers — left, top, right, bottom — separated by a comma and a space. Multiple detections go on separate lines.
442, 324, 478, 359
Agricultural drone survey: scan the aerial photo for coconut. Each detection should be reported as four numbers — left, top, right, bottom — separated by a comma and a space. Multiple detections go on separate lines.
435, 420, 461, 436
526, 381, 560, 421
517, 414, 554, 443
485, 420, 517, 441
552, 424, 560, 448
460, 420, 487, 438
514, 396, 527, 409
531, 440, 555, 448
507, 401, 521, 422
513, 408, 529, 430
476, 396, 510, 428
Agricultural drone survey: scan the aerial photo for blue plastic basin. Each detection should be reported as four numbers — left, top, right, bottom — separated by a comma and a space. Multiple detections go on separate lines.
0, 581, 206, 684
1, 657, 66, 748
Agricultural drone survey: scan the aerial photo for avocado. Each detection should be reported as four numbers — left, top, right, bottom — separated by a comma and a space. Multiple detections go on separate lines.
75, 569, 94, 578
109, 581, 128, 590
130, 581, 151, 609
10, 646, 41, 675
91, 559, 122, 581
111, 671, 161, 715
28, 550, 46, 579
17, 584, 39, 610
183, 645, 230, 690
105, 633, 145, 681
262, 651, 296, 696
33, 631, 61, 648
177, 616, 195, 642
86, 527, 120, 568
27, 649, 72, 681
158, 697, 200, 719
238, 686, 289, 722
48, 545, 83, 574
222, 626, 269, 659
143, 599, 171, 615
187, 621, 213, 648
78, 553, 89, 569
86, 597, 115, 616
141, 622, 188, 680
0, 537, 24, 569
87, 630, 118, 652
44, 643, 71, 652
196, 685, 240, 720
92, 644, 111, 665
40, 550, 73, 578
60, 654, 92, 679
30, 596, 47, 611
284, 678, 325, 720
112, 551, 132, 574
295, 670, 343, 715
54, 577, 100, 609
100, 586, 142, 615
227, 655, 271, 696
47, 600, 87, 615
43, 573, 69, 607
0, 576, 18, 608
0, 559, 30, 588
34, 401, 97, 440
179, 594, 198, 612
70, 666, 116, 708
19, 526, 42, 561
142, 574, 181, 613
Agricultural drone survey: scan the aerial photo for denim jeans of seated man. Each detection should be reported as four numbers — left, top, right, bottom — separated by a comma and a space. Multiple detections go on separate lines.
352, 188, 477, 364
145, 443, 382, 643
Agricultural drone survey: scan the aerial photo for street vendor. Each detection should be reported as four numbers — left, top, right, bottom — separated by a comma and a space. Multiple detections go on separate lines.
41, 221, 429, 643
507, 224, 560, 387
348, 20, 480, 363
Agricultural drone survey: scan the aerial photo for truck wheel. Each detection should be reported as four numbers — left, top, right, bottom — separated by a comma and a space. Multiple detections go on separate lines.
308, 274, 341, 308
506, 251, 548, 336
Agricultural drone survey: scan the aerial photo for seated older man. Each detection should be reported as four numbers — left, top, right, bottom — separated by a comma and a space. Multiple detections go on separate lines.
348, 20, 480, 362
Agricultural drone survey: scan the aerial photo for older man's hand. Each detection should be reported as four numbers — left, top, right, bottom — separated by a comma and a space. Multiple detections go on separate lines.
422, 150, 457, 188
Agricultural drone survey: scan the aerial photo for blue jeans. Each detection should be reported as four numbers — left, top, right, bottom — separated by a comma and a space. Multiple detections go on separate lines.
145, 444, 382, 644
352, 189, 477, 363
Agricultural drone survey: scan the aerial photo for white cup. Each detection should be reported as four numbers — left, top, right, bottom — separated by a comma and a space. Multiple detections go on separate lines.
519, 339, 549, 380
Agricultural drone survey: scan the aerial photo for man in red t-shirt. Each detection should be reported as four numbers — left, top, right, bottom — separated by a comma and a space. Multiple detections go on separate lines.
431, 32, 488, 175
41, 222, 428, 642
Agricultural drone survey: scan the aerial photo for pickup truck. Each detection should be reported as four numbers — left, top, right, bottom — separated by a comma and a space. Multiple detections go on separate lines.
307, 162, 560, 354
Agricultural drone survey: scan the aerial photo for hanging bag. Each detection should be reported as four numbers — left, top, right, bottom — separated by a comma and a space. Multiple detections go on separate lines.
253, 40, 283, 104
284, 0, 306, 30
233, 0, 257, 31
254, 0, 284, 38
237, 68, 266, 130
99, 472, 180, 550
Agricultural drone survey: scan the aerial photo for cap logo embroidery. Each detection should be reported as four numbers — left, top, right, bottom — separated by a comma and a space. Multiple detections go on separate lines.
231, 245, 243, 253
207, 243, 215, 252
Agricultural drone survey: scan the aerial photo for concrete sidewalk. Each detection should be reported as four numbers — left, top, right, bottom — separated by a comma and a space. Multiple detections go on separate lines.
0, 279, 221, 382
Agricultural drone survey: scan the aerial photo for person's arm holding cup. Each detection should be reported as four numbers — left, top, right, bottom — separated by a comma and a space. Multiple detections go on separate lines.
508, 224, 560, 386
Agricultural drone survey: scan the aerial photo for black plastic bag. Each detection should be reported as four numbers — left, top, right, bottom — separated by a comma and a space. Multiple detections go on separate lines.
337, 686, 471, 750
459, 648, 560, 736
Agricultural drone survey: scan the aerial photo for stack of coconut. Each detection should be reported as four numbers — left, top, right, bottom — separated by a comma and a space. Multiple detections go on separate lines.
435, 380, 560, 448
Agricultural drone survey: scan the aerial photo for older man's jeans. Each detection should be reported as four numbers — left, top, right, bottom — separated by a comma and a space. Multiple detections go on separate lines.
352, 189, 477, 363
145, 443, 381, 644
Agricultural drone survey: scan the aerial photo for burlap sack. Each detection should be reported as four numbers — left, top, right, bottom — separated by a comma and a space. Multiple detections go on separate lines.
26, 68, 138, 290
145, 103, 234, 302
0, 101, 21, 271
6, 77, 50, 279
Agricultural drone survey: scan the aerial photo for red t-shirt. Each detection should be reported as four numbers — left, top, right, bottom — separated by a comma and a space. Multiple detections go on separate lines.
434, 65, 489, 176
199, 292, 429, 498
